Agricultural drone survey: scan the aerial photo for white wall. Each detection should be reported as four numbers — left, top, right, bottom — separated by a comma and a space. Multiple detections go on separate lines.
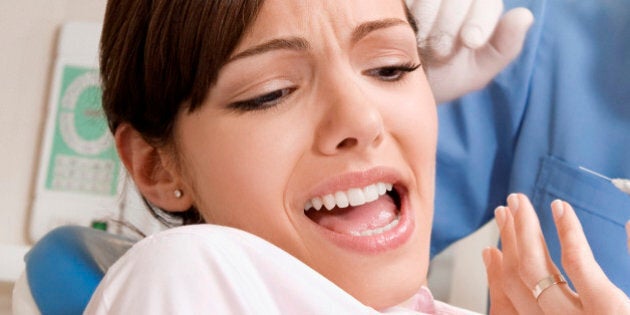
0, 0, 107, 245
0, 1, 106, 313
429, 221, 499, 313
0, 1, 497, 314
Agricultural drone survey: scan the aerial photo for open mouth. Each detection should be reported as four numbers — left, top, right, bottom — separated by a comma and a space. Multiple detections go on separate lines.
304, 182, 402, 237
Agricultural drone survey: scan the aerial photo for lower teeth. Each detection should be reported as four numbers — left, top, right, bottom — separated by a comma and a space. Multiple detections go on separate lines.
350, 215, 400, 237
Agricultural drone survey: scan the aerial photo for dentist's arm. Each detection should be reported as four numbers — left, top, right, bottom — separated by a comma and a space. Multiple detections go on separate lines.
407, 0, 534, 103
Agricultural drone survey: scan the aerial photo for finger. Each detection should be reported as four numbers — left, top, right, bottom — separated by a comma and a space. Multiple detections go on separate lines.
508, 194, 558, 286
409, 0, 444, 41
496, 205, 544, 314
460, 0, 503, 49
551, 200, 630, 314
553, 200, 616, 295
484, 247, 518, 315
473, 7, 534, 78
510, 195, 580, 314
429, 0, 473, 57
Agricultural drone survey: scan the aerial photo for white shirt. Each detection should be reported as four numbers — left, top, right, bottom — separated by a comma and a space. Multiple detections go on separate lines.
85, 224, 476, 315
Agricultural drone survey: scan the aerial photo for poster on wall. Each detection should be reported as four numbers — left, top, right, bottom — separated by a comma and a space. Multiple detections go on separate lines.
29, 22, 125, 242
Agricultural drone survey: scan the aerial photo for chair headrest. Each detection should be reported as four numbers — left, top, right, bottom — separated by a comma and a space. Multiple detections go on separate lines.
25, 225, 135, 315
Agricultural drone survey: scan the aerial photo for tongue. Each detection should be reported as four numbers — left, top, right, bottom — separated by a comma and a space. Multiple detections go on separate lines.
307, 194, 397, 234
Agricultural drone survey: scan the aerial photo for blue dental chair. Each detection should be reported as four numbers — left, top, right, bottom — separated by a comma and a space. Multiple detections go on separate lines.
14, 226, 135, 315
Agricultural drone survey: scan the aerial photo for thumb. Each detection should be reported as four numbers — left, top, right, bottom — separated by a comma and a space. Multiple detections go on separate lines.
473, 7, 534, 78
484, 247, 518, 315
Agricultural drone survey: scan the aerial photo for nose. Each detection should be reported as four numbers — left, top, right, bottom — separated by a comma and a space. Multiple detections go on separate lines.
315, 76, 385, 156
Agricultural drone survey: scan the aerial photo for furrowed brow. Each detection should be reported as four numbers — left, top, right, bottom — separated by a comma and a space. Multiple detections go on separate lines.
229, 37, 310, 62
351, 18, 409, 44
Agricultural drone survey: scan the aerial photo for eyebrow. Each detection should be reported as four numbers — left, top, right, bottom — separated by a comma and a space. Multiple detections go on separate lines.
350, 18, 408, 44
229, 37, 310, 62
228, 18, 410, 62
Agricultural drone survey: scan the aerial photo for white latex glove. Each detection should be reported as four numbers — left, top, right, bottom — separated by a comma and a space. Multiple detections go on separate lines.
406, 0, 534, 103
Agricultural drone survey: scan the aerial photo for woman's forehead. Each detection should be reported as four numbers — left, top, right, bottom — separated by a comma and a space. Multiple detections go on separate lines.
237, 0, 408, 49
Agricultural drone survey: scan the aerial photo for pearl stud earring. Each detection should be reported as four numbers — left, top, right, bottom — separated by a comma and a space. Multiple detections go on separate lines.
174, 189, 183, 199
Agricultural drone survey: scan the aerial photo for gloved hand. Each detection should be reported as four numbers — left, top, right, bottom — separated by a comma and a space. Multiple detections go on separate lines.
407, 0, 534, 103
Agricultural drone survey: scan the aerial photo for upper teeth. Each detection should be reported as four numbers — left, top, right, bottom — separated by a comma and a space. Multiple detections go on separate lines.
304, 182, 393, 211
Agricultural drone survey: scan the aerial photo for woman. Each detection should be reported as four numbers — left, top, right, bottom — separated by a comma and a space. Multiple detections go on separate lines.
86, 0, 629, 313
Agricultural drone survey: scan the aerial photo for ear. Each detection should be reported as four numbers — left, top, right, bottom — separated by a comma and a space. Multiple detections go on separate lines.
115, 124, 193, 212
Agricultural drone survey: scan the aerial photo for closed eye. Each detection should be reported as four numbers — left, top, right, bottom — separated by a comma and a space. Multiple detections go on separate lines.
229, 87, 297, 112
364, 62, 421, 82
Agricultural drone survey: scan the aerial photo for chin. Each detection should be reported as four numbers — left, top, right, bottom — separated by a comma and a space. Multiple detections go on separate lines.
348, 220, 430, 309
353, 263, 427, 310
313, 228, 429, 310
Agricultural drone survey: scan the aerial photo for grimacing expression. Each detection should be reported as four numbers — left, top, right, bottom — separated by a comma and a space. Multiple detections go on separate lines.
170, 0, 437, 309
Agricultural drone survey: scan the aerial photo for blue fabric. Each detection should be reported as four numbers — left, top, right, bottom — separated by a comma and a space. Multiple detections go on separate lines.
432, 0, 630, 294
26, 226, 106, 315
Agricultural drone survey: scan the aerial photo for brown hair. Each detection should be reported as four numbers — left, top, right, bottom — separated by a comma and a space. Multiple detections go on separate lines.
100, 0, 265, 225
100, 0, 265, 142
100, 0, 420, 226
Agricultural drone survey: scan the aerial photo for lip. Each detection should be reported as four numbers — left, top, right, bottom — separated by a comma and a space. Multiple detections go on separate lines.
305, 167, 402, 200
302, 167, 414, 254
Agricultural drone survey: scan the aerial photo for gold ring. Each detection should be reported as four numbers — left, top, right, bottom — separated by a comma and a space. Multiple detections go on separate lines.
532, 274, 567, 301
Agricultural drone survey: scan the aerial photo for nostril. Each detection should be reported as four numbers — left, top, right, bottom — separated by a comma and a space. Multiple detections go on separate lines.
336, 137, 358, 149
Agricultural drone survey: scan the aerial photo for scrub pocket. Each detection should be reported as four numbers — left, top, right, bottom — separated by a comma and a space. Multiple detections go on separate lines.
531, 155, 630, 293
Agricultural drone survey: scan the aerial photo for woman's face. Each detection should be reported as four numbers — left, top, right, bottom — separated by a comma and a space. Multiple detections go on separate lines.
173, 0, 437, 308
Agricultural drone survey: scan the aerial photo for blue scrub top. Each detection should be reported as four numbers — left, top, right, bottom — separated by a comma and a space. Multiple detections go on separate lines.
433, 0, 630, 294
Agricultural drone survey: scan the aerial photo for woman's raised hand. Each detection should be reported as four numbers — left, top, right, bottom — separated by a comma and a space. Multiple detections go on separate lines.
483, 193, 630, 314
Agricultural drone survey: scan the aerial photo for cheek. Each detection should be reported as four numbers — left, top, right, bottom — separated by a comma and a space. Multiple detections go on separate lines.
384, 81, 438, 167
383, 80, 437, 214
179, 115, 307, 228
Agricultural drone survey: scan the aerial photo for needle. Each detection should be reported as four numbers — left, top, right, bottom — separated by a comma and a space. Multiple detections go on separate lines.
579, 166, 630, 196
579, 166, 613, 181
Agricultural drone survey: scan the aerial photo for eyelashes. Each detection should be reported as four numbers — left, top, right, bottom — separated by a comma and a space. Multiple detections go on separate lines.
363, 62, 421, 82
229, 87, 297, 112
228, 62, 421, 112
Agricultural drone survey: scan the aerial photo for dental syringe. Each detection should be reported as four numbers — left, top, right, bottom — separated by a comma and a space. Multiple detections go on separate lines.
579, 166, 630, 195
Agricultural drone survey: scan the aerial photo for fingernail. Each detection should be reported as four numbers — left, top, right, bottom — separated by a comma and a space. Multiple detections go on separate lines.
507, 193, 520, 213
461, 25, 483, 49
551, 199, 564, 219
482, 248, 491, 267
495, 206, 506, 229
435, 34, 454, 57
